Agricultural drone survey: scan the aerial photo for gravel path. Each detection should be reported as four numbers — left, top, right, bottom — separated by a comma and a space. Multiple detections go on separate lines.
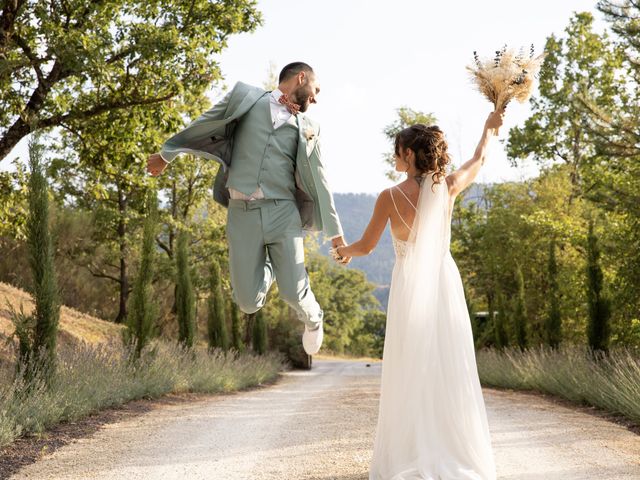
10, 359, 640, 480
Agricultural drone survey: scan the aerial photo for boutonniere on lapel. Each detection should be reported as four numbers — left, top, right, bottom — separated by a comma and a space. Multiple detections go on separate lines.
304, 127, 315, 142
304, 126, 317, 157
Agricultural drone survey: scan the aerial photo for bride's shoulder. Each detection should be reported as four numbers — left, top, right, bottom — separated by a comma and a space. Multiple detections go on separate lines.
378, 187, 395, 201
374, 188, 393, 211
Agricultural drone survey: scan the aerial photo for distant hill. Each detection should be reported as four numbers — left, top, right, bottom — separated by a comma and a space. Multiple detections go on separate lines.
326, 184, 490, 310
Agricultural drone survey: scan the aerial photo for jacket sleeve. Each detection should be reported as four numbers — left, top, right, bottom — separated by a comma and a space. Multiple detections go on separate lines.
309, 133, 344, 239
159, 85, 236, 163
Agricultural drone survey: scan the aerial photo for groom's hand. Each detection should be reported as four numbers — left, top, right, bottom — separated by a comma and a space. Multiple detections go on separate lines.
147, 153, 168, 176
331, 236, 352, 265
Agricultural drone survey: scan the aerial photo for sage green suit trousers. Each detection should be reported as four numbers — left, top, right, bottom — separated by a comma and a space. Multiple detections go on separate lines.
226, 198, 322, 329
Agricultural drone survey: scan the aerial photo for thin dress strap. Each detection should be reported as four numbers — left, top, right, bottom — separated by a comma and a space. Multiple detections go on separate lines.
390, 187, 416, 232
395, 186, 417, 211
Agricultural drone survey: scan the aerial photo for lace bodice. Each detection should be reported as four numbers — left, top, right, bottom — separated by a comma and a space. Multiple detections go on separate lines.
392, 235, 409, 257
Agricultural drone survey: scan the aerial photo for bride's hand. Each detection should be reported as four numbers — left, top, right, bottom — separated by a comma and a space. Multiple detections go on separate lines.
338, 249, 352, 266
485, 107, 505, 135
329, 245, 352, 265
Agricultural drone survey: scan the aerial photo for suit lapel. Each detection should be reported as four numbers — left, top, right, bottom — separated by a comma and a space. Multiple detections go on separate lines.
233, 89, 268, 120
296, 114, 309, 162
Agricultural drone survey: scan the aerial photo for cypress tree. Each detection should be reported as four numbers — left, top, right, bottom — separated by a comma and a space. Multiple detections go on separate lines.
207, 258, 229, 351
123, 189, 158, 358
545, 240, 562, 348
244, 312, 255, 347
18, 135, 60, 382
175, 230, 195, 348
586, 221, 611, 353
230, 300, 244, 352
494, 291, 509, 350
513, 265, 528, 351
252, 309, 268, 355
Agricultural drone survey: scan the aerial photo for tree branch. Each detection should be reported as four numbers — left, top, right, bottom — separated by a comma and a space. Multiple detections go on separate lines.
155, 235, 173, 258
12, 33, 46, 83
0, 0, 27, 50
86, 263, 121, 284
38, 91, 178, 129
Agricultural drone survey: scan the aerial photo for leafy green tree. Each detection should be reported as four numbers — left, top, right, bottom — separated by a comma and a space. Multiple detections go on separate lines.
0, 0, 262, 162
507, 12, 624, 193
451, 167, 594, 348
505, 8, 640, 347
207, 257, 229, 351
578, 3, 640, 338
307, 253, 380, 354
0, 160, 28, 238
598, 1, 640, 83
175, 230, 195, 348
48, 103, 181, 323
382, 107, 437, 180
123, 189, 159, 358
586, 220, 611, 353
352, 309, 386, 358
153, 151, 225, 330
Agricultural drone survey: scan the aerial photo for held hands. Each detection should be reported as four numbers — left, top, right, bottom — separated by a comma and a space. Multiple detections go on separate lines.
330, 236, 351, 266
485, 107, 506, 135
147, 153, 169, 176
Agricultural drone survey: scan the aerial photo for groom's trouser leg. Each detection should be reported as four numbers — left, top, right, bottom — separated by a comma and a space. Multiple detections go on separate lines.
226, 199, 322, 329
226, 201, 274, 314
263, 200, 322, 330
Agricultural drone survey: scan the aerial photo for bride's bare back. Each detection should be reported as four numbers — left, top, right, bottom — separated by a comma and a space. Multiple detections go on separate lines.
389, 177, 460, 243
388, 181, 420, 242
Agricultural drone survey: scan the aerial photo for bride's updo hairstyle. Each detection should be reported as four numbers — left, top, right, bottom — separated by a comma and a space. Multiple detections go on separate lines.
395, 124, 451, 186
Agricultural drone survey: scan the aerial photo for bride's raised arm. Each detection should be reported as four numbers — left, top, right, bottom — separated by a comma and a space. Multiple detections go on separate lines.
445, 109, 504, 198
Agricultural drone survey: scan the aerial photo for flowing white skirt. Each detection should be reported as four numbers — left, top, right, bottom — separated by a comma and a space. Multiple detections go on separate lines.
369, 250, 496, 480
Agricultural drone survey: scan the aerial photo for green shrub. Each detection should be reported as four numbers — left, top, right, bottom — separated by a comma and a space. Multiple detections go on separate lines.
477, 344, 640, 423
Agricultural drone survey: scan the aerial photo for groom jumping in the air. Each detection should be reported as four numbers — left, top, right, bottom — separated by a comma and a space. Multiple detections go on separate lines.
146, 62, 348, 355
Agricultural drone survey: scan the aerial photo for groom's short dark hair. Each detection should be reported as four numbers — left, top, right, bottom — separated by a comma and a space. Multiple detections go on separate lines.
279, 62, 314, 83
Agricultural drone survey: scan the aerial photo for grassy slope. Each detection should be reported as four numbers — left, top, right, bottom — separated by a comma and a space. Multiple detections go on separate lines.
0, 281, 125, 365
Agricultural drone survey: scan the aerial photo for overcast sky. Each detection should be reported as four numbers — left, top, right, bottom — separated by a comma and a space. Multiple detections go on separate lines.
3, 0, 603, 194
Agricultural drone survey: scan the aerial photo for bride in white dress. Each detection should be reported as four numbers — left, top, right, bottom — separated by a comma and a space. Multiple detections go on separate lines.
333, 109, 505, 480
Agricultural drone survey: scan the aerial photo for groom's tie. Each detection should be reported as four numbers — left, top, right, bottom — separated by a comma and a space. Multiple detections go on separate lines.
278, 94, 301, 116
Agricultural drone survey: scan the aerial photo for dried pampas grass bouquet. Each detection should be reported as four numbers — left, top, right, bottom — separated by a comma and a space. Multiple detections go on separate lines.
467, 44, 545, 111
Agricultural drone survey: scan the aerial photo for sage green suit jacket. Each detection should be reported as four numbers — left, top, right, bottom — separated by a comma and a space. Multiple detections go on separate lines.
160, 82, 344, 239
